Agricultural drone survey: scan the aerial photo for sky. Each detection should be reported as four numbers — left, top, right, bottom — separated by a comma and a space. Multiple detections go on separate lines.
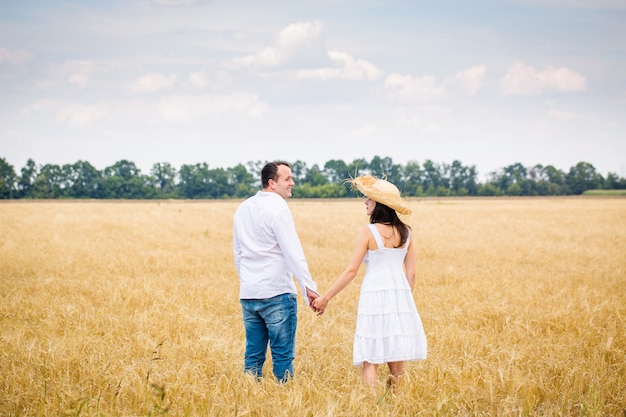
1, 0, 625, 181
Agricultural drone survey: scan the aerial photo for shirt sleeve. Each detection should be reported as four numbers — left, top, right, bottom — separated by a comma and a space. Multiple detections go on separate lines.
233, 221, 241, 276
273, 207, 318, 305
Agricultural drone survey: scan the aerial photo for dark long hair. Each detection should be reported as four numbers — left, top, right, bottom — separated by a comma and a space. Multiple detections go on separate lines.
370, 202, 410, 248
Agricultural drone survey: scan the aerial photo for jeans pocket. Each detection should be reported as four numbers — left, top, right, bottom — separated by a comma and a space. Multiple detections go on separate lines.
263, 296, 286, 325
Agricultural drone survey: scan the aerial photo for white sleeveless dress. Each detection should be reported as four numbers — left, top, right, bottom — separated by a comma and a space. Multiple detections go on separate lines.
353, 224, 428, 366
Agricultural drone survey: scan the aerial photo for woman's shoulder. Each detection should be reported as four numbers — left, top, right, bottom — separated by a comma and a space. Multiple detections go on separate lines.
358, 224, 375, 239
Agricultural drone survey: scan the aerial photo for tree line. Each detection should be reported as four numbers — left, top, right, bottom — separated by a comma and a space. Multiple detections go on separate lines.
1, 156, 624, 200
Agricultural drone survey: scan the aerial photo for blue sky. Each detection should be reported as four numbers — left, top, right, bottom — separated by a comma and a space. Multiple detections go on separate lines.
1, 0, 625, 180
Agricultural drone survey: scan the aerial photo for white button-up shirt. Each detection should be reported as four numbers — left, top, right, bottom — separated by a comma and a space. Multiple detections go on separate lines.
233, 191, 317, 305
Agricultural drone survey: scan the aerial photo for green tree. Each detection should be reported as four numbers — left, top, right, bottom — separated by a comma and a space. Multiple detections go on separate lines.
0, 157, 16, 199
18, 158, 38, 198
293, 183, 346, 198
530, 164, 567, 195
422, 159, 443, 191
179, 163, 208, 198
101, 160, 153, 199
383, 161, 404, 193
477, 182, 501, 196
499, 163, 529, 195
6, 155, 625, 199
402, 161, 423, 197
179, 163, 231, 198
150, 162, 177, 197
104, 159, 140, 180
29, 164, 64, 198
228, 163, 255, 198
66, 160, 102, 198
566, 162, 602, 194
244, 160, 265, 188
206, 167, 231, 198
465, 165, 479, 196
368, 156, 394, 178
346, 158, 369, 178
506, 183, 523, 196
448, 160, 478, 196
605, 172, 626, 190
290, 160, 309, 186
303, 164, 328, 187
323, 159, 349, 184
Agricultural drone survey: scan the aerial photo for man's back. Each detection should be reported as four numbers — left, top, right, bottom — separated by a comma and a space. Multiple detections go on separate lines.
233, 191, 297, 300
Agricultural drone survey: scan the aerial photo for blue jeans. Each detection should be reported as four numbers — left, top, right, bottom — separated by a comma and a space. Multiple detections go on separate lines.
240, 293, 297, 382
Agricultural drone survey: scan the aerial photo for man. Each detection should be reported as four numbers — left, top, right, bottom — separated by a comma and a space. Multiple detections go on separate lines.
233, 161, 321, 382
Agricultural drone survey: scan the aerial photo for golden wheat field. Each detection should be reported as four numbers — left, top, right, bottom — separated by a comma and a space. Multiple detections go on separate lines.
1, 197, 625, 417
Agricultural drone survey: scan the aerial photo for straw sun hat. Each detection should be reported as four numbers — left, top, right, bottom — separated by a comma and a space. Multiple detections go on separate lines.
348, 175, 412, 215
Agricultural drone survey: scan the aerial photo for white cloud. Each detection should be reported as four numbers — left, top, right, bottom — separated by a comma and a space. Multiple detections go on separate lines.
56, 104, 103, 127
129, 73, 177, 93
158, 95, 203, 122
501, 61, 586, 95
229, 20, 326, 69
276, 20, 324, 52
229, 20, 382, 82
46, 60, 105, 88
157, 92, 266, 122
69, 73, 89, 87
20, 98, 57, 116
189, 71, 208, 88
449, 65, 487, 96
384, 73, 446, 103
296, 51, 383, 81
234, 48, 280, 68
385, 65, 487, 103
0, 47, 32, 64
218, 92, 267, 118
62, 61, 94, 87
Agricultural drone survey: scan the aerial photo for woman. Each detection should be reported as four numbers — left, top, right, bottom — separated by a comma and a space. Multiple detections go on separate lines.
312, 175, 427, 388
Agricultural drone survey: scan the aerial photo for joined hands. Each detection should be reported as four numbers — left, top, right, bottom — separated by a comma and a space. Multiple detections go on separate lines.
306, 288, 326, 316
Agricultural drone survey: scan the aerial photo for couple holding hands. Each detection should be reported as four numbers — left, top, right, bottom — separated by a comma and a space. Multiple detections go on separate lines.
233, 161, 427, 389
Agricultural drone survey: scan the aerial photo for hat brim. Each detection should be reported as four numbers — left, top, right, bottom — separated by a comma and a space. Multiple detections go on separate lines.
350, 176, 412, 215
